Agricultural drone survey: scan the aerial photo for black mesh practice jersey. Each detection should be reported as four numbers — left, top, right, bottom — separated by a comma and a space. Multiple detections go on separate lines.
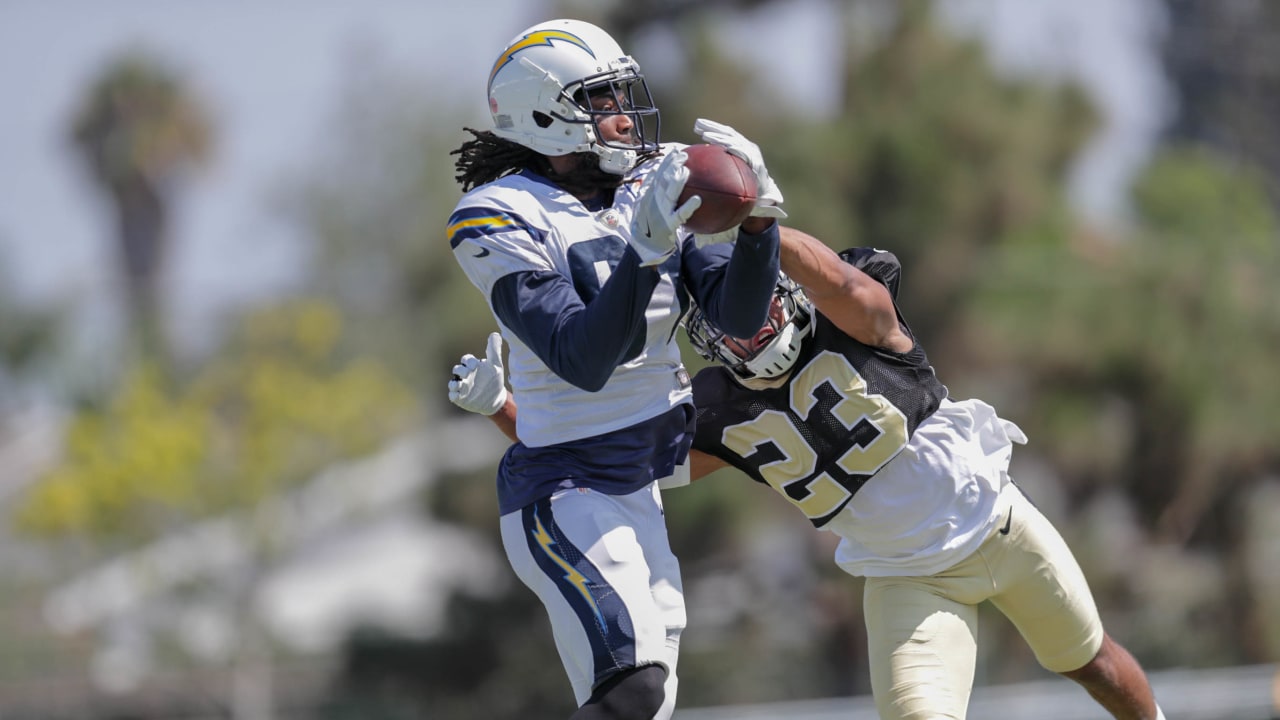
691, 248, 948, 528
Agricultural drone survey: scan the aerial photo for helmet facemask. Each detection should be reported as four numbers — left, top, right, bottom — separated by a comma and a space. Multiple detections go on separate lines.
685, 276, 814, 381
562, 69, 660, 174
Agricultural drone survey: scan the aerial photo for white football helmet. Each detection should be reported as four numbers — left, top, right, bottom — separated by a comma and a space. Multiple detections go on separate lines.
685, 275, 814, 381
487, 19, 660, 175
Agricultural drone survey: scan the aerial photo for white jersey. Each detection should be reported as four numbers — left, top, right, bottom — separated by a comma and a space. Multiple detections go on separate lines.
826, 397, 1028, 577
450, 148, 689, 448
449, 144, 779, 515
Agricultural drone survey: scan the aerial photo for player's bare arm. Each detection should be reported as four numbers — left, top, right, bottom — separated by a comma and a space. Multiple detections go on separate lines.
488, 395, 519, 444
688, 449, 728, 481
778, 226, 912, 353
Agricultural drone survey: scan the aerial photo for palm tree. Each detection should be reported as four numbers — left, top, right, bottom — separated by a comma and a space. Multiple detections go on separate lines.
70, 51, 212, 366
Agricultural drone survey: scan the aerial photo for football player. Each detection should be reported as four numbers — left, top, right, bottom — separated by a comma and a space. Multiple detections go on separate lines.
447, 17, 784, 720
451, 225, 1167, 720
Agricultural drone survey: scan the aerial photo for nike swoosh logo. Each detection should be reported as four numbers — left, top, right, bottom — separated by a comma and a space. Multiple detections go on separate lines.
998, 508, 1013, 535
473, 247, 491, 258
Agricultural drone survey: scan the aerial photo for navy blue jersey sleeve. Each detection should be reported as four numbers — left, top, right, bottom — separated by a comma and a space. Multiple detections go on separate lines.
681, 222, 780, 339
491, 246, 659, 392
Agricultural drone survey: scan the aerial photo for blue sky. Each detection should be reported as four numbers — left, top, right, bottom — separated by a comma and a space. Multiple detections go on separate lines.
0, 1, 534, 351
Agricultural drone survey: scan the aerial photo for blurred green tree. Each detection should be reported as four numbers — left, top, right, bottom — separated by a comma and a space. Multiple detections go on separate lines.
1161, 0, 1280, 205
13, 299, 418, 718
16, 299, 415, 544
70, 52, 212, 368
975, 147, 1280, 539
0, 258, 63, 389
973, 145, 1280, 664
280, 70, 498, 397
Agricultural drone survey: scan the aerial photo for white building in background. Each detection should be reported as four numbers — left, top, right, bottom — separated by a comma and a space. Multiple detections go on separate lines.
3, 414, 509, 716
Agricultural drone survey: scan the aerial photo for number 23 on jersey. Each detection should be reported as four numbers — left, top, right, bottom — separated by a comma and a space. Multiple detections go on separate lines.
720, 351, 910, 523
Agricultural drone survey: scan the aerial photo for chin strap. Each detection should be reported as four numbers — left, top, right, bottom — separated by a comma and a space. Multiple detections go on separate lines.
594, 144, 638, 175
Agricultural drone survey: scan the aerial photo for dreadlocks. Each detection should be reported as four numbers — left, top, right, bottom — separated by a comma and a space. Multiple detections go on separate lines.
451, 128, 655, 199
451, 128, 548, 193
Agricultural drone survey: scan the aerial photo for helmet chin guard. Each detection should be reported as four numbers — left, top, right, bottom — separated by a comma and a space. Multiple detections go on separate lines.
739, 319, 807, 379
487, 19, 660, 175
685, 275, 814, 381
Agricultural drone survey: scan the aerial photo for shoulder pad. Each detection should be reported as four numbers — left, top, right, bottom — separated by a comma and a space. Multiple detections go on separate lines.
838, 247, 902, 300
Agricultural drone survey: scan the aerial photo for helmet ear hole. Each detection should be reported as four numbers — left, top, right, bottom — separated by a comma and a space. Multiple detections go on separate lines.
532, 111, 554, 128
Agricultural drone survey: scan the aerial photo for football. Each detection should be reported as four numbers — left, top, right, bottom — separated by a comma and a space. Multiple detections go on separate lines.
677, 144, 758, 235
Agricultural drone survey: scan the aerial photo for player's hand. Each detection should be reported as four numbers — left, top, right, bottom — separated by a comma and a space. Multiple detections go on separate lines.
630, 149, 701, 267
448, 332, 508, 416
693, 118, 786, 220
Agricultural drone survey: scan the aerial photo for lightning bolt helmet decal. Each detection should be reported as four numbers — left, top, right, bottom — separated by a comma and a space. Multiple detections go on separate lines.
488, 29, 593, 94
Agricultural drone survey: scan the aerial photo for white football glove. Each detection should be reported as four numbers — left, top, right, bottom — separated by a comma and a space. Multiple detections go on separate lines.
630, 149, 702, 267
448, 332, 508, 416
693, 118, 786, 220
